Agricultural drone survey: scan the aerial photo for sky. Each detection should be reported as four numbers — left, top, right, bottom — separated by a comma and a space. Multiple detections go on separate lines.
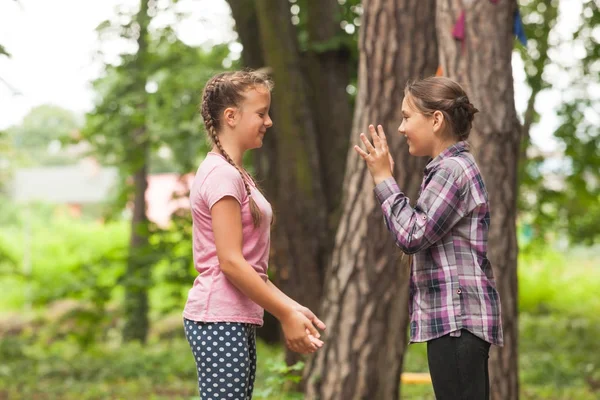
0, 0, 587, 152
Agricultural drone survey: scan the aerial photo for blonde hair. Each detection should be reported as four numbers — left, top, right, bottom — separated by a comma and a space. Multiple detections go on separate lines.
200, 70, 273, 227
404, 76, 479, 141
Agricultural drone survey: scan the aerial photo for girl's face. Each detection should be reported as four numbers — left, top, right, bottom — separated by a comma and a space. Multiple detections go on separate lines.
398, 95, 437, 157
232, 86, 273, 151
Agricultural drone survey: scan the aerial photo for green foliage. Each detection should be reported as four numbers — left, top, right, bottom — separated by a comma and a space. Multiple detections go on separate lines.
4, 105, 81, 166
518, 243, 600, 316
1, 309, 597, 400
1, 228, 597, 398
0, 208, 128, 311
518, 0, 600, 245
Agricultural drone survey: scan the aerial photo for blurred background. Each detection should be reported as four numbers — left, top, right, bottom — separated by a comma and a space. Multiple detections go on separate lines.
0, 0, 598, 399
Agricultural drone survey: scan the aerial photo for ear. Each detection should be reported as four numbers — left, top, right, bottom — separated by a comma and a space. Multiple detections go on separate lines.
223, 107, 238, 128
432, 110, 445, 134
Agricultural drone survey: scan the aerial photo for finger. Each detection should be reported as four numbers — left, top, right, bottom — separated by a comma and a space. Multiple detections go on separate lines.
306, 329, 321, 339
353, 145, 369, 160
302, 335, 316, 352
308, 334, 324, 348
302, 307, 315, 319
388, 153, 395, 173
378, 125, 389, 151
305, 320, 319, 338
312, 315, 326, 331
369, 124, 381, 147
377, 125, 387, 142
360, 133, 376, 153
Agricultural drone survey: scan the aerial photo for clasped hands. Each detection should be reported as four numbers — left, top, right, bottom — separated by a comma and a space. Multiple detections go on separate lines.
280, 303, 326, 355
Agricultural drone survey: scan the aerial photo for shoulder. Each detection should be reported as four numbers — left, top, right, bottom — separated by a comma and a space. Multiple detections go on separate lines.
437, 154, 487, 203
199, 155, 243, 183
438, 153, 481, 181
197, 157, 246, 201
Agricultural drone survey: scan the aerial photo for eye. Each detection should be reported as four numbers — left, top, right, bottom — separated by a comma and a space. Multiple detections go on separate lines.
258, 113, 265, 118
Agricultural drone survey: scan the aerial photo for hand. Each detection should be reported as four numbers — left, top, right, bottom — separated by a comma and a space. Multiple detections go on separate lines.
280, 309, 321, 354
353, 124, 394, 185
293, 304, 326, 333
292, 304, 326, 347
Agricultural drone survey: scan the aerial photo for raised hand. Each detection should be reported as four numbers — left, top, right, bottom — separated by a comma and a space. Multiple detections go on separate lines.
354, 124, 394, 185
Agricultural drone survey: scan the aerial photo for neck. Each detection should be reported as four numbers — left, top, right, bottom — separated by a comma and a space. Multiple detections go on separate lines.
212, 135, 244, 165
431, 138, 458, 159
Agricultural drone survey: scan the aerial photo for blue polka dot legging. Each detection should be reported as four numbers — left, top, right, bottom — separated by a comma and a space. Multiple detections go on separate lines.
184, 318, 257, 400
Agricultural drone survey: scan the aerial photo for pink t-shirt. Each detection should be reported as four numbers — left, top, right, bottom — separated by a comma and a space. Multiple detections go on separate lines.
183, 152, 272, 326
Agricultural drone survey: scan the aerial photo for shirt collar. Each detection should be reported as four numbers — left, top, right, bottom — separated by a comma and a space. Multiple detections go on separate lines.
424, 141, 470, 174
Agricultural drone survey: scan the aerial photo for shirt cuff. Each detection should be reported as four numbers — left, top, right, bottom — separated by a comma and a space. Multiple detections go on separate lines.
374, 177, 401, 204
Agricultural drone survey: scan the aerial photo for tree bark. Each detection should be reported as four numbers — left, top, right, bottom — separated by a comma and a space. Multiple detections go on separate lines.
305, 0, 353, 232
436, 1, 521, 399
122, 0, 151, 343
226, 0, 280, 344
304, 1, 438, 399
252, 0, 331, 358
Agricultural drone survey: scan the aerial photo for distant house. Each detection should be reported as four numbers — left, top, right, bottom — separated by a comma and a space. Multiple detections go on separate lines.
11, 159, 193, 226
145, 173, 194, 228
11, 159, 118, 217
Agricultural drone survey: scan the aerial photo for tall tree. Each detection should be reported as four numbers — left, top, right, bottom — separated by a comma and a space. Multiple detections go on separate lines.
226, 0, 354, 356
120, 0, 153, 343
304, 1, 438, 399
84, 0, 155, 342
84, 0, 232, 342
436, 1, 521, 398
516, 0, 560, 246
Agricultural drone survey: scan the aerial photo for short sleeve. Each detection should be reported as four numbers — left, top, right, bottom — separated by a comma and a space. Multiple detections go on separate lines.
202, 165, 246, 209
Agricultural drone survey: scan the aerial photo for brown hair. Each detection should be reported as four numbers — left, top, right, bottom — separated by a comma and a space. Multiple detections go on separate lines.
200, 70, 273, 227
404, 76, 479, 141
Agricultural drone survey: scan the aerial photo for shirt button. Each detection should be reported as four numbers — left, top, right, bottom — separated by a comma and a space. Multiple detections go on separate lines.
457, 289, 462, 294
422, 215, 427, 220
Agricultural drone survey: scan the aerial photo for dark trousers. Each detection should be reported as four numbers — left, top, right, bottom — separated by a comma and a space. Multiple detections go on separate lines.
184, 318, 257, 400
427, 330, 491, 400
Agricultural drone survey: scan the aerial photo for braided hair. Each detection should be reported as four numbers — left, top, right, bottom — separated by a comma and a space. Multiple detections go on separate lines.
200, 70, 273, 227
404, 76, 479, 141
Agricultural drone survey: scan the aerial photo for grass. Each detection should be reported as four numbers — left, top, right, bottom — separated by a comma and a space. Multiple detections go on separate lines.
0, 211, 598, 399
0, 310, 598, 400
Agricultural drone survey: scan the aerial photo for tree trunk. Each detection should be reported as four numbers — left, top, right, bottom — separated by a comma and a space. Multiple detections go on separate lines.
253, 0, 330, 355
243, 0, 354, 366
122, 0, 151, 343
304, 1, 438, 399
437, 1, 521, 399
226, 0, 280, 344
305, 0, 353, 232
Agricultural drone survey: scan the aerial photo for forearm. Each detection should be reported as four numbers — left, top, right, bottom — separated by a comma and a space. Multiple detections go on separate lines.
381, 193, 428, 254
220, 258, 291, 320
267, 280, 298, 307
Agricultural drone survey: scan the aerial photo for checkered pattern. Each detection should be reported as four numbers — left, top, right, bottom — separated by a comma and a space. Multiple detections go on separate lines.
374, 142, 503, 346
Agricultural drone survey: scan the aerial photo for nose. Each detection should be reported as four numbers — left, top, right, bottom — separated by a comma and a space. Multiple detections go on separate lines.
265, 114, 273, 128
398, 121, 405, 135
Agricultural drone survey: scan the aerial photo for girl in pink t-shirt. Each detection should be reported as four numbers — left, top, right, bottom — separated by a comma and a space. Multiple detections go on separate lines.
183, 70, 325, 399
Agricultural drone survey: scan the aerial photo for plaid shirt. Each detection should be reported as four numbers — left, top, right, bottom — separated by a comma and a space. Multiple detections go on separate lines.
374, 142, 503, 346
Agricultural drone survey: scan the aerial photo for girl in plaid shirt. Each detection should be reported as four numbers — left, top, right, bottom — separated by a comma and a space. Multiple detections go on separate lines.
354, 76, 503, 400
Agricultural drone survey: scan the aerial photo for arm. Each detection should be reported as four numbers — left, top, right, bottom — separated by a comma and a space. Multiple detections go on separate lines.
374, 168, 470, 254
211, 197, 322, 353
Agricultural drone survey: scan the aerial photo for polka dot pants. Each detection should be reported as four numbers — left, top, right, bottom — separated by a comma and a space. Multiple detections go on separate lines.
184, 318, 257, 400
